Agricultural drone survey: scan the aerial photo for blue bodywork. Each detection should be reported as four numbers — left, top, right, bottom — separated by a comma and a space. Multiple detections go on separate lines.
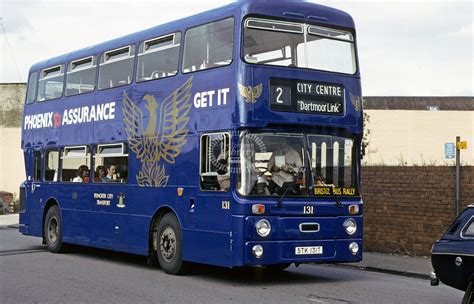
20, 0, 363, 267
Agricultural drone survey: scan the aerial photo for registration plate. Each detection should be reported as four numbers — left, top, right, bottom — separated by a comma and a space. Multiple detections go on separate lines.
295, 246, 323, 255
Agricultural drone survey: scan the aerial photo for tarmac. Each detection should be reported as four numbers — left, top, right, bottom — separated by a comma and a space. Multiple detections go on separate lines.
0, 213, 432, 279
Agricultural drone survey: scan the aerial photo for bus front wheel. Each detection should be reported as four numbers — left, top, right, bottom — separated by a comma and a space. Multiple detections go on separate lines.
44, 205, 64, 253
156, 213, 187, 275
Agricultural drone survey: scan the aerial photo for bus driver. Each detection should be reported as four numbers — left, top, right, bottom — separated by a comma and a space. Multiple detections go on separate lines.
267, 142, 302, 195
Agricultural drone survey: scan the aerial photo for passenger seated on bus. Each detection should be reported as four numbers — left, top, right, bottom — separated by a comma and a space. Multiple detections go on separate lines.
103, 164, 119, 182
216, 157, 230, 191
93, 165, 106, 183
267, 143, 302, 195
72, 165, 90, 183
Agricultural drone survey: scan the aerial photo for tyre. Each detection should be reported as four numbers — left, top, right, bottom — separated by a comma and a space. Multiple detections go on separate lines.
462, 281, 473, 304
44, 205, 64, 253
263, 263, 291, 272
156, 213, 187, 275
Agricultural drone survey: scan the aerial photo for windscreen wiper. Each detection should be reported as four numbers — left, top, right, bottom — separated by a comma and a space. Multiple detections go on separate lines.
313, 173, 343, 208
276, 167, 305, 209
334, 197, 343, 208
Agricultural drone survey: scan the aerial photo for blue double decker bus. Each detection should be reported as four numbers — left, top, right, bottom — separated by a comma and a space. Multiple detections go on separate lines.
20, 0, 363, 274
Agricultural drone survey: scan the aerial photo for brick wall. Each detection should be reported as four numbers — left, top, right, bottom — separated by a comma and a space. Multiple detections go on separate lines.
361, 166, 473, 256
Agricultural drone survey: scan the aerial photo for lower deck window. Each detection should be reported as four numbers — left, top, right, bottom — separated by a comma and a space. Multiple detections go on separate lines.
33, 151, 41, 181
61, 146, 90, 183
45, 149, 59, 182
93, 143, 128, 183
200, 133, 230, 191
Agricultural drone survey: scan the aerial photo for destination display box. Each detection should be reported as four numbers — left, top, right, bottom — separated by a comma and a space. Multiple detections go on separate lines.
269, 78, 345, 115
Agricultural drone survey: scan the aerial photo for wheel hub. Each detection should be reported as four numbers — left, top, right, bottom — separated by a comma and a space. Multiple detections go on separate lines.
48, 217, 58, 244
160, 226, 176, 262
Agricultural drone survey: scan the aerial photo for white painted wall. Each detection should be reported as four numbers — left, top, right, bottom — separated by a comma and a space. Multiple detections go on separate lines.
0, 128, 24, 195
364, 110, 473, 166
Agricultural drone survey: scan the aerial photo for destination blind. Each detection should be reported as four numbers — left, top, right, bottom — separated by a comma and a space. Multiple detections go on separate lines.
269, 78, 344, 115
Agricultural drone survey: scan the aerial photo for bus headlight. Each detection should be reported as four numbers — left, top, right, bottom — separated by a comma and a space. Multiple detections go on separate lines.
255, 219, 271, 237
343, 218, 357, 235
252, 245, 264, 258
349, 242, 359, 255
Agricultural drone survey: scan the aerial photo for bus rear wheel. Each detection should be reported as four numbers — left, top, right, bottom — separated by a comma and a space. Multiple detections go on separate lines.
44, 205, 64, 253
156, 213, 187, 275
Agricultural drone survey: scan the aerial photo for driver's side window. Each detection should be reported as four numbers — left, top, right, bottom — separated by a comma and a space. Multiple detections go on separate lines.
199, 132, 230, 191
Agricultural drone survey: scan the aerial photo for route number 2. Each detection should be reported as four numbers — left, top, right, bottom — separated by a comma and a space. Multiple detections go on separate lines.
276, 87, 284, 104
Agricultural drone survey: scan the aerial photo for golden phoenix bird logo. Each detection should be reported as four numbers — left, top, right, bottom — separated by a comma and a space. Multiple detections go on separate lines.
122, 77, 193, 187
238, 82, 263, 103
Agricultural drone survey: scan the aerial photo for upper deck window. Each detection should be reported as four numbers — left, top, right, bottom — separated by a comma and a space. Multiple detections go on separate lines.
137, 33, 181, 82
98, 45, 135, 90
106, 47, 130, 61
246, 19, 303, 34
183, 18, 234, 73
307, 26, 353, 42
303, 25, 356, 74
66, 56, 96, 96
37, 65, 64, 101
243, 17, 357, 74
26, 72, 38, 104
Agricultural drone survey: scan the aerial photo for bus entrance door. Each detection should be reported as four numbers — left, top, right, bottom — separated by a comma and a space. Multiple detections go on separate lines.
192, 191, 232, 267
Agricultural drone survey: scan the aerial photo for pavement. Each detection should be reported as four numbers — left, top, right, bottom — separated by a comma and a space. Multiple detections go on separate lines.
0, 213, 19, 228
339, 252, 431, 279
0, 213, 432, 279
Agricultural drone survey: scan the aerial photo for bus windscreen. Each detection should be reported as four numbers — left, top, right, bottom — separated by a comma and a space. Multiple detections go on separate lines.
237, 132, 358, 197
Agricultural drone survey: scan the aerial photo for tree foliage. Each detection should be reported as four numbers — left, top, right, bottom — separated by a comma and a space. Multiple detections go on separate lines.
361, 108, 371, 158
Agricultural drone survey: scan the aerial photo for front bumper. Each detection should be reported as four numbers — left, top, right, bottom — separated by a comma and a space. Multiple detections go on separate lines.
244, 238, 362, 265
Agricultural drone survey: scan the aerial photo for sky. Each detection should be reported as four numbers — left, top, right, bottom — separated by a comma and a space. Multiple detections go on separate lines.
0, 0, 472, 96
